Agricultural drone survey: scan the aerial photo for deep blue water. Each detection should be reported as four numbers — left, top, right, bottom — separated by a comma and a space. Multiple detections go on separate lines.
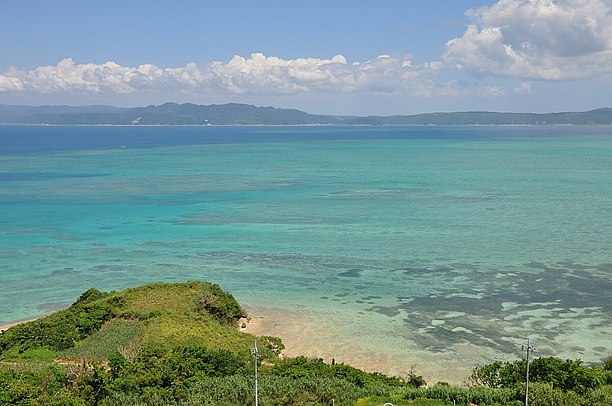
2, 124, 602, 155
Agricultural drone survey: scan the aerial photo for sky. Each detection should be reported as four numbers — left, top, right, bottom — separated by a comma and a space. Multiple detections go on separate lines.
1, 0, 611, 115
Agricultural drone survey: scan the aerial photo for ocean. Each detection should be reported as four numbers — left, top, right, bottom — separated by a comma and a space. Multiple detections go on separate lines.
1, 124, 610, 381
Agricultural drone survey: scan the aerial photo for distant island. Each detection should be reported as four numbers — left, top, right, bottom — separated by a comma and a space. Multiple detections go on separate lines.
1, 102, 611, 125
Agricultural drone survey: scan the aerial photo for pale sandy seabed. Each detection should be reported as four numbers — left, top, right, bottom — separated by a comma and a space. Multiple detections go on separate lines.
242, 305, 474, 385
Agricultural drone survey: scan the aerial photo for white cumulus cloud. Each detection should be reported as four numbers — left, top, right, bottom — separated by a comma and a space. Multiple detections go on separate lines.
0, 53, 441, 97
444, 0, 612, 80
0, 58, 180, 94
206, 53, 350, 94
514, 81, 533, 93
0, 72, 25, 92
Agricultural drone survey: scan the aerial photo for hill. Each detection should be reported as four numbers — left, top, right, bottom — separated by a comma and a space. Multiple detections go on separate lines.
344, 108, 612, 125
1, 102, 611, 125
0, 102, 338, 125
0, 281, 270, 362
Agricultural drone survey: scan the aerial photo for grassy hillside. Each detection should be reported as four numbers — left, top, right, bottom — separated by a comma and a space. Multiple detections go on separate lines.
1, 281, 610, 405
0, 281, 257, 363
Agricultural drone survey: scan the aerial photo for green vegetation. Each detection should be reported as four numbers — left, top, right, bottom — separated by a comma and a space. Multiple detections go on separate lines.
1, 281, 610, 405
0, 281, 250, 361
1, 102, 611, 125
61, 319, 144, 361
469, 357, 611, 393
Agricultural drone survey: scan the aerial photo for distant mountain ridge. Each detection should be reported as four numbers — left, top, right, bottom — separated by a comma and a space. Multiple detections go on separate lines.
1, 102, 611, 125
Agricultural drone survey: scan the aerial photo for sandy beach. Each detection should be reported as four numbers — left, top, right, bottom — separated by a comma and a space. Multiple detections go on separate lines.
0, 317, 39, 333
241, 305, 472, 385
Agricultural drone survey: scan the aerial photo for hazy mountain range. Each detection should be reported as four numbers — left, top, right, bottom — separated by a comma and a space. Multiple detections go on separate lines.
1, 102, 611, 125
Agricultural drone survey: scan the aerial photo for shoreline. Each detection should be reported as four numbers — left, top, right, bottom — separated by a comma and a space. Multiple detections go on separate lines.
2, 122, 608, 127
0, 317, 40, 332
3, 307, 482, 385
241, 305, 472, 385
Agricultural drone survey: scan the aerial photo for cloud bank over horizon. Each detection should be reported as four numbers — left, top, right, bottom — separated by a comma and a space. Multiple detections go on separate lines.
0, 54, 440, 97
0, 0, 610, 114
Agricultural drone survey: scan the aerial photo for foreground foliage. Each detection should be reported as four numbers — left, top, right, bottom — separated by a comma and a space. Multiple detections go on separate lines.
1, 282, 610, 405
2, 359, 610, 405
469, 357, 611, 394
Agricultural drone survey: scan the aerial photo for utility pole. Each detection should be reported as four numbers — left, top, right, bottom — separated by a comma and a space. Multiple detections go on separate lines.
522, 338, 535, 406
251, 340, 259, 406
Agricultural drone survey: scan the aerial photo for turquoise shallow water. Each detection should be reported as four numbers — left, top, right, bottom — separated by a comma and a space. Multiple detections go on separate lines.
1, 125, 611, 376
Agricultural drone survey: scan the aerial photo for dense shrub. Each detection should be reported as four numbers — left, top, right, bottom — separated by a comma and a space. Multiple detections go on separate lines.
603, 356, 612, 371
271, 356, 405, 388
0, 364, 85, 405
259, 335, 285, 357
382, 384, 518, 405
3, 347, 611, 405
193, 283, 245, 325
470, 357, 606, 393
100, 375, 363, 406
0, 294, 127, 356
584, 384, 612, 406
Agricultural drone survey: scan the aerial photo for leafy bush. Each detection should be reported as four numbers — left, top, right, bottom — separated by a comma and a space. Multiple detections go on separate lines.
105, 345, 250, 399
0, 294, 127, 357
259, 335, 285, 357
470, 360, 524, 388
470, 357, 606, 393
584, 384, 612, 406
75, 288, 110, 305
101, 375, 363, 406
0, 364, 85, 405
383, 384, 517, 405
271, 356, 405, 388
193, 283, 245, 325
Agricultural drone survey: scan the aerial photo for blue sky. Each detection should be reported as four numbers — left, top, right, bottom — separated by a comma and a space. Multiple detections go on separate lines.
1, 0, 610, 115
